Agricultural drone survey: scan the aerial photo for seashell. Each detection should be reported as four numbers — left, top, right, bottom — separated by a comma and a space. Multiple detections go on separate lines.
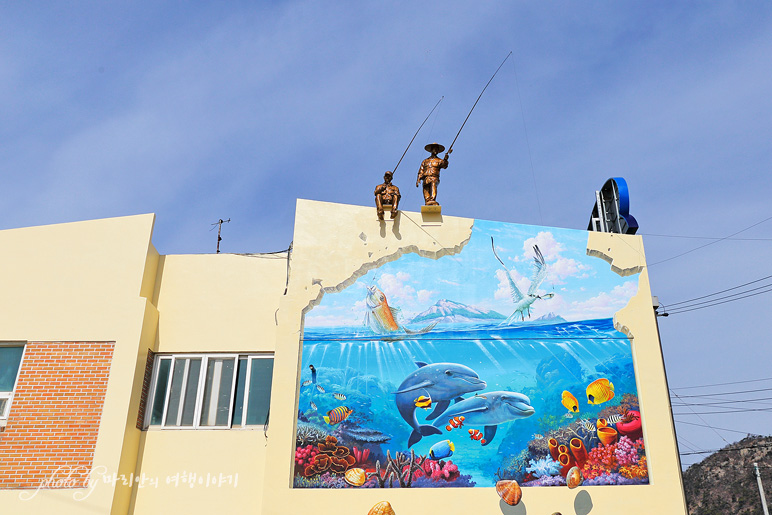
566, 466, 583, 489
344, 467, 366, 487
496, 479, 522, 506
597, 426, 618, 446
368, 501, 395, 515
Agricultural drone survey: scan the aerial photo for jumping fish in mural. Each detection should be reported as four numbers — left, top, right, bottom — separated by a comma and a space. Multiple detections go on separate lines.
394, 361, 486, 447
364, 286, 438, 335
491, 238, 554, 323
431, 391, 535, 446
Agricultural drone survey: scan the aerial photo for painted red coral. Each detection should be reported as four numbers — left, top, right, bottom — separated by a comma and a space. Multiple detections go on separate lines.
352, 446, 370, 465
422, 459, 460, 481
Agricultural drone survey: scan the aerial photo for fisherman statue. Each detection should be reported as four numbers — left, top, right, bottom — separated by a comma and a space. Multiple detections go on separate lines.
374, 171, 401, 220
416, 143, 451, 206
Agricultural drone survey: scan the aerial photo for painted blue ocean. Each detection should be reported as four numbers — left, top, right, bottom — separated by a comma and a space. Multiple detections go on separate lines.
294, 318, 648, 488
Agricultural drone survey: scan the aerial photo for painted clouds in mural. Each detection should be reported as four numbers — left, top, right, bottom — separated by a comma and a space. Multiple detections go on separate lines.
293, 219, 648, 489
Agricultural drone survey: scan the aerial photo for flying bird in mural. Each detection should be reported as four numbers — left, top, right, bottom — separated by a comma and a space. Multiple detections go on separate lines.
364, 285, 437, 335
491, 238, 555, 323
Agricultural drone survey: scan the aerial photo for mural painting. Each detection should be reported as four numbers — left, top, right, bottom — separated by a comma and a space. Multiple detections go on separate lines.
293, 219, 648, 489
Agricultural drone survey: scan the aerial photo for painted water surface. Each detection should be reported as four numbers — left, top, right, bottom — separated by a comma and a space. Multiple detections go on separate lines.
293, 220, 648, 489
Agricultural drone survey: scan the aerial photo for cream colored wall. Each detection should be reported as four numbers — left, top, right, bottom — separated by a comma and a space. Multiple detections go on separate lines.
261, 199, 688, 515
0, 214, 158, 515
130, 252, 288, 514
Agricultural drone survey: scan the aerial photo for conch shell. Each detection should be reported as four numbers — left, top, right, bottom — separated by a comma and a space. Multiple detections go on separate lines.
496, 479, 522, 506
566, 466, 583, 489
368, 501, 395, 515
344, 467, 366, 487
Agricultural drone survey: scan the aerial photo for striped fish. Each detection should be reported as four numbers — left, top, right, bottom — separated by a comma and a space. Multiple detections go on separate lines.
324, 406, 353, 425
301, 379, 312, 387
316, 384, 325, 394
580, 419, 596, 432
606, 414, 623, 425
333, 393, 346, 401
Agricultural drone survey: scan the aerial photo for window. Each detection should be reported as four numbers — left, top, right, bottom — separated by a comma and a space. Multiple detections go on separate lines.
0, 344, 25, 422
146, 354, 273, 429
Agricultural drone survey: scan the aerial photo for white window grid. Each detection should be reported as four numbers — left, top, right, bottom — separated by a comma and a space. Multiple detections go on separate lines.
145, 353, 272, 430
0, 342, 27, 424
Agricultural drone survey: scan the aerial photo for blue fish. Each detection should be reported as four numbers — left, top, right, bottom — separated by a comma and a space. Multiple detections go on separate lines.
431, 391, 535, 446
395, 361, 486, 447
428, 439, 454, 460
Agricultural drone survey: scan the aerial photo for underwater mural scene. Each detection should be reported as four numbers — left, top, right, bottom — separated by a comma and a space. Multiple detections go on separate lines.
292, 219, 648, 489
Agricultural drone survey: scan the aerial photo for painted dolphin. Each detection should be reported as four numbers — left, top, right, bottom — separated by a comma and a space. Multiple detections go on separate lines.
432, 391, 535, 446
395, 361, 487, 447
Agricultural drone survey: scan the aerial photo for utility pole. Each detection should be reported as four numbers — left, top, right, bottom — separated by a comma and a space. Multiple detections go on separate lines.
754, 463, 770, 515
212, 218, 230, 254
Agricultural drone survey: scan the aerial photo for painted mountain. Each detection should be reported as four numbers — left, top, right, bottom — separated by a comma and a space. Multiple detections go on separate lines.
409, 299, 506, 324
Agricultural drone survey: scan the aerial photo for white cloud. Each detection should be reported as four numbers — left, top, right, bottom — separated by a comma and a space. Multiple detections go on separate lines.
563, 280, 639, 320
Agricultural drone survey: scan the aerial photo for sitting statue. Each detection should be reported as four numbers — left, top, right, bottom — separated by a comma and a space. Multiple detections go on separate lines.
375, 171, 401, 220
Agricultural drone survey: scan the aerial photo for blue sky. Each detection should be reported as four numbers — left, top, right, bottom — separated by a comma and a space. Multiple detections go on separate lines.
3, 2, 772, 469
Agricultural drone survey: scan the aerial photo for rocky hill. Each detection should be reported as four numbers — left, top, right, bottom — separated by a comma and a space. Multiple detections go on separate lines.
683, 435, 772, 514
409, 299, 505, 324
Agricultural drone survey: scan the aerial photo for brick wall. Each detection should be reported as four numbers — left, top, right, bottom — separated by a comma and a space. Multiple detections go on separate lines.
0, 341, 114, 489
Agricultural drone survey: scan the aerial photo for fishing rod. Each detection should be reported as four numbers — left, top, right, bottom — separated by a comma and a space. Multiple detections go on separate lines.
447, 51, 512, 154
392, 96, 444, 174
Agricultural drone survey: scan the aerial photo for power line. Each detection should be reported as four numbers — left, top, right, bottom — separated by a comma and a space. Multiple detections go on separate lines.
671, 389, 730, 445
664, 289, 772, 315
642, 233, 772, 241
671, 376, 772, 391
679, 442, 772, 456
666, 274, 772, 308
674, 419, 767, 436
648, 213, 772, 267
670, 386, 772, 399
674, 407, 772, 415
671, 395, 772, 407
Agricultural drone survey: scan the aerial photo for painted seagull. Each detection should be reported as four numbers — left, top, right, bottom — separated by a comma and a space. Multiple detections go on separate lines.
491, 238, 554, 323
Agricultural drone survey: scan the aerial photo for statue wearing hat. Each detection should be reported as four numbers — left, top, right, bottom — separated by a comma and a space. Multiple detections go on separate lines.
416, 143, 451, 206
374, 171, 401, 220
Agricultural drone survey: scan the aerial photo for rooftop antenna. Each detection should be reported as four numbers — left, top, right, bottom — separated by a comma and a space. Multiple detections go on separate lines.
211, 218, 231, 253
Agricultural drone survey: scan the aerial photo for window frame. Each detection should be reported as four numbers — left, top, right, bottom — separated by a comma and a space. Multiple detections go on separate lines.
145, 352, 273, 430
0, 342, 27, 425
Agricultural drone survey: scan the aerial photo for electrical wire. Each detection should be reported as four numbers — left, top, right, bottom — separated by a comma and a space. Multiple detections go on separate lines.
666, 274, 772, 308
674, 419, 760, 435
641, 233, 772, 241
671, 389, 730, 445
665, 286, 772, 315
679, 442, 772, 456
671, 376, 772, 391
670, 386, 772, 399
647, 213, 772, 267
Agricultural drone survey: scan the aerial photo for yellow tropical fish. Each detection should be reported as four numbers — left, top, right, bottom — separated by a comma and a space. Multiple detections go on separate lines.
561, 390, 579, 413
414, 395, 432, 409
586, 378, 615, 405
